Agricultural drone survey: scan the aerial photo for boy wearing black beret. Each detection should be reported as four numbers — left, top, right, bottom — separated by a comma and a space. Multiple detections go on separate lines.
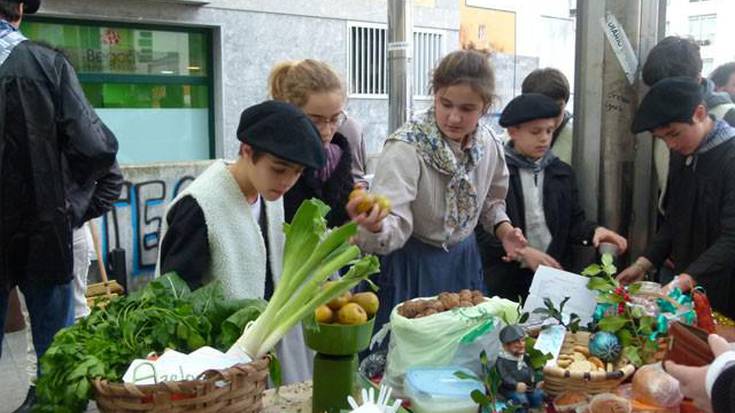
618, 77, 735, 321
156, 100, 324, 384
478, 94, 626, 300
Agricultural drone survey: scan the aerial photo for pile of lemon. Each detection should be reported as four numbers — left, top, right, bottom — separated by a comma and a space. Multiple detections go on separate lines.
315, 285, 379, 326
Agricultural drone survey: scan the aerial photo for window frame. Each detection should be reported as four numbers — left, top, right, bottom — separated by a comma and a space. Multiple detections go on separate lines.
346, 21, 446, 100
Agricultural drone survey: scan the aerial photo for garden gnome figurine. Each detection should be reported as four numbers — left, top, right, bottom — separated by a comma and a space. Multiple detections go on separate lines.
496, 325, 544, 412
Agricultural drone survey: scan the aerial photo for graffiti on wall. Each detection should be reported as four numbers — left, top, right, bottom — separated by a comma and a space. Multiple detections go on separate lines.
96, 162, 212, 290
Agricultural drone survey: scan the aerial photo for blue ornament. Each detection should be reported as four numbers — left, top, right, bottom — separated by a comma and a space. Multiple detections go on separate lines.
588, 332, 621, 363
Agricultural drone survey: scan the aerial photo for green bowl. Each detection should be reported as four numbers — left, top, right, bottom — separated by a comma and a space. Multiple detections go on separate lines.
304, 316, 375, 356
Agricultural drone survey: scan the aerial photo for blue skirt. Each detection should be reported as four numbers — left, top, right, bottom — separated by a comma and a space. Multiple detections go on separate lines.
371, 234, 486, 333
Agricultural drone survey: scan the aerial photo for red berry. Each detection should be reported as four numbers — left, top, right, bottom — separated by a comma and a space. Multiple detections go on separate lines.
617, 303, 625, 314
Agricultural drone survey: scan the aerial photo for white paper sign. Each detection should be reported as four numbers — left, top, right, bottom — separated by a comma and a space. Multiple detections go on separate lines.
600, 12, 639, 85
522, 265, 598, 326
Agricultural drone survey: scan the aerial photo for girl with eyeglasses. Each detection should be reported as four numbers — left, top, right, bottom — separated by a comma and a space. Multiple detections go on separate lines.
269, 59, 356, 227
347, 49, 527, 332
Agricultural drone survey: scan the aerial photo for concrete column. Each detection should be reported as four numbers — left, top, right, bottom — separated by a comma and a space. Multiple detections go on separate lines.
387, 0, 413, 134
573, 0, 666, 261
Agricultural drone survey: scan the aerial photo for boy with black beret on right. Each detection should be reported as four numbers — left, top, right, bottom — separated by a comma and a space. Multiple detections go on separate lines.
617, 77, 735, 322
479, 94, 627, 301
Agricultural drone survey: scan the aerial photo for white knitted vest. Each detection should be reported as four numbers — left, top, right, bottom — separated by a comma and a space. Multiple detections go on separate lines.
157, 160, 285, 299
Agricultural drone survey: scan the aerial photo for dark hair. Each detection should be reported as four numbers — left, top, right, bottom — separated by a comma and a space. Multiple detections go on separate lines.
710, 62, 735, 88
0, 1, 21, 21
238, 143, 266, 162
642, 36, 702, 86
250, 148, 266, 163
431, 48, 496, 109
521, 68, 570, 103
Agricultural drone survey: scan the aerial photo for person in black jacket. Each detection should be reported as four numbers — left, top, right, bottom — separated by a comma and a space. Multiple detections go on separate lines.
665, 333, 735, 413
478, 94, 626, 301
0, 1, 118, 410
268, 59, 354, 228
618, 77, 735, 321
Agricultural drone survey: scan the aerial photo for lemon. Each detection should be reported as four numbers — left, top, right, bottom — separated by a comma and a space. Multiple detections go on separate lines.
337, 302, 368, 325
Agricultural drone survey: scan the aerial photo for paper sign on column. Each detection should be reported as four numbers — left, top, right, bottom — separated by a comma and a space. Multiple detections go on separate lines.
522, 265, 598, 326
600, 12, 639, 85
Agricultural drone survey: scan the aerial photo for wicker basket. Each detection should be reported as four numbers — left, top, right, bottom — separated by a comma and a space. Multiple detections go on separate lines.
543, 331, 635, 397
93, 357, 270, 413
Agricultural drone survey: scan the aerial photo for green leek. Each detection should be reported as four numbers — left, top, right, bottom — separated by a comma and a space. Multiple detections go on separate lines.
230, 199, 380, 359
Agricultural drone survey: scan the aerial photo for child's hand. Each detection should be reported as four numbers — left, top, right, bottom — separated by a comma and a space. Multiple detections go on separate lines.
517, 247, 561, 271
616, 257, 652, 284
592, 227, 628, 253
347, 196, 388, 233
497, 223, 527, 262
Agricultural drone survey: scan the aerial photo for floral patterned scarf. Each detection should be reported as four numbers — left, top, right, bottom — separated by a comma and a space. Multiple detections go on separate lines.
387, 108, 487, 238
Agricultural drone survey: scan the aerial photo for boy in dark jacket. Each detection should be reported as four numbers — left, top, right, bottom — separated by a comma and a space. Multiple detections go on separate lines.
617, 77, 735, 321
478, 94, 626, 301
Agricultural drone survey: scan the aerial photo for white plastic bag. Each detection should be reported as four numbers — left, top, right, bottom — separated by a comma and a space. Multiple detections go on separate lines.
382, 296, 518, 395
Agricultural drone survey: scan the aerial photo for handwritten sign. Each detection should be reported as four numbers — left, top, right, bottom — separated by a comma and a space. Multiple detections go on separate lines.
522, 266, 598, 326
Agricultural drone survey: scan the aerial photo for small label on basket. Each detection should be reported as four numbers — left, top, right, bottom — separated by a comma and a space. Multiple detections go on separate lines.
534, 325, 566, 366
122, 347, 243, 385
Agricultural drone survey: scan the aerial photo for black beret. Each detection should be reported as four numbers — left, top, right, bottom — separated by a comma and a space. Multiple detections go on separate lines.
9, 0, 40, 14
499, 93, 562, 128
499, 324, 525, 344
632, 77, 703, 134
236, 100, 325, 169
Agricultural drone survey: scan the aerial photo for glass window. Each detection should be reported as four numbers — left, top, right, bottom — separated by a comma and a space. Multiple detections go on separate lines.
21, 19, 213, 164
688, 14, 717, 46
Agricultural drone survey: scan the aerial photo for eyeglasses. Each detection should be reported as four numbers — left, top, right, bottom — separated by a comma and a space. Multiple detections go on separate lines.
307, 111, 347, 129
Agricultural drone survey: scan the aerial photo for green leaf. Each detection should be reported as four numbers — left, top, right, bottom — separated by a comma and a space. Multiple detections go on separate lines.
568, 318, 581, 334
587, 277, 615, 292
454, 371, 482, 382
639, 316, 656, 335
623, 345, 643, 366
559, 296, 571, 314
617, 329, 634, 347
470, 389, 490, 406
603, 264, 618, 277
596, 293, 623, 304
480, 350, 489, 369
627, 283, 642, 295
519, 312, 529, 324
598, 316, 628, 332
601, 253, 614, 268
582, 264, 602, 277
217, 302, 266, 349
526, 337, 553, 370
268, 352, 283, 388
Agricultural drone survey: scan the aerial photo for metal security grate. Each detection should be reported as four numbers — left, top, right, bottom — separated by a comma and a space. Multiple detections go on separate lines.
348, 22, 445, 98
413, 29, 445, 98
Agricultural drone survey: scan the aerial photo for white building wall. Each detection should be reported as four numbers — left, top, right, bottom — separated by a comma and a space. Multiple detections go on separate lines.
665, 0, 735, 77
